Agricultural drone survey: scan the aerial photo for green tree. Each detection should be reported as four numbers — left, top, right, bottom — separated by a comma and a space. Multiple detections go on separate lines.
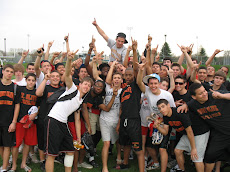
160, 42, 172, 59
199, 46, 208, 63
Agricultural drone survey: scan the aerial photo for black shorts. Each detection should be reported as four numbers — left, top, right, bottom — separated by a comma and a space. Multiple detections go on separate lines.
204, 129, 230, 163
119, 118, 142, 151
146, 127, 171, 149
44, 117, 75, 156
36, 119, 45, 151
0, 126, 16, 147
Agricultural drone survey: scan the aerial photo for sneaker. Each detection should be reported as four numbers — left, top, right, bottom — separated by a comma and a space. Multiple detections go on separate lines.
29, 153, 39, 163
170, 165, 179, 172
54, 155, 64, 164
119, 164, 129, 170
167, 159, 177, 168
146, 162, 160, 170
89, 160, 99, 168
18, 144, 24, 153
129, 149, 133, 160
78, 162, 93, 169
26, 156, 31, 164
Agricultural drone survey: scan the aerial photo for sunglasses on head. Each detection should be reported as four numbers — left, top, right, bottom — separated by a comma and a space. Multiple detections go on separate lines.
175, 82, 184, 85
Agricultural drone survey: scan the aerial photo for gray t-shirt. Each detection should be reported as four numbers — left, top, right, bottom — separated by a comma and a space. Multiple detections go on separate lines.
107, 38, 127, 64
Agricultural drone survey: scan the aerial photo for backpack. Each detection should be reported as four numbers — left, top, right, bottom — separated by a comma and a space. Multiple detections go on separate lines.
46, 86, 78, 115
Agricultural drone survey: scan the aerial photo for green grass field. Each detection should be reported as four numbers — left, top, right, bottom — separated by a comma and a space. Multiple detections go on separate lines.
2, 140, 230, 172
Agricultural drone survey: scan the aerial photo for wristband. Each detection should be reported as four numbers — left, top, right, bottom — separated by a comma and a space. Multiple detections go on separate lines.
87, 54, 91, 56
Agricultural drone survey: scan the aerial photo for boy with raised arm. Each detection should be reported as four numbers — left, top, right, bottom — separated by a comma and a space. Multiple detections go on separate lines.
92, 18, 127, 65
44, 51, 92, 172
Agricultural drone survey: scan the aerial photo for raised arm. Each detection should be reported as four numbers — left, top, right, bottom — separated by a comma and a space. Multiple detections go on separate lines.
132, 38, 139, 78
123, 46, 132, 68
59, 52, 67, 63
151, 44, 158, 64
44, 41, 54, 60
92, 18, 109, 42
50, 51, 61, 65
36, 72, 50, 97
65, 51, 78, 89
190, 63, 201, 84
155, 123, 169, 136
178, 45, 195, 69
85, 41, 95, 77
64, 34, 70, 52
136, 62, 146, 93
106, 60, 117, 85
205, 49, 223, 66
34, 45, 44, 78
167, 67, 175, 93
92, 55, 103, 81
18, 50, 29, 64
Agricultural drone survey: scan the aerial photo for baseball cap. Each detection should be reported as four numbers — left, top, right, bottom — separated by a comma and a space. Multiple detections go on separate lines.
116, 32, 128, 44
143, 73, 160, 84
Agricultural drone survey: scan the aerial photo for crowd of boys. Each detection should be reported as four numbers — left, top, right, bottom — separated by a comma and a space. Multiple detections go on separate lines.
0, 18, 229, 172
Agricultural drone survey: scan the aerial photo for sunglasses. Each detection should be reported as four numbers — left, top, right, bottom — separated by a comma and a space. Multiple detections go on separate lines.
175, 82, 184, 85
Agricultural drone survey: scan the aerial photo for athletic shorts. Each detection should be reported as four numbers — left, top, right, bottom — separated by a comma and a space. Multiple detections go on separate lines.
146, 127, 171, 149
176, 131, 210, 162
141, 126, 148, 136
44, 117, 75, 156
36, 118, 45, 151
100, 118, 118, 144
68, 118, 87, 140
15, 122, 37, 147
119, 118, 142, 151
0, 126, 16, 147
204, 129, 230, 163
85, 112, 100, 135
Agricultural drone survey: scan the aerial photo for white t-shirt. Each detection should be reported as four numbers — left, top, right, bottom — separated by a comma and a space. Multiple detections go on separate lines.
36, 72, 50, 88
100, 83, 122, 123
12, 78, 27, 86
140, 93, 151, 127
144, 86, 175, 118
107, 38, 127, 64
48, 83, 83, 123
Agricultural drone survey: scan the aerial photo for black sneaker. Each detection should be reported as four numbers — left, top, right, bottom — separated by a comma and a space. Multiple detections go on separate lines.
90, 160, 99, 168
54, 155, 64, 164
119, 164, 129, 170
40, 161, 45, 171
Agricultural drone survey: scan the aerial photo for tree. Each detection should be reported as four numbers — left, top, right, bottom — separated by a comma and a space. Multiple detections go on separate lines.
199, 46, 208, 64
160, 42, 172, 59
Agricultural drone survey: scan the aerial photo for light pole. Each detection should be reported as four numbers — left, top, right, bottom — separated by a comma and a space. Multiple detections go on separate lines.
27, 34, 30, 50
63, 42, 65, 52
127, 27, 133, 45
4, 38, 6, 56
196, 36, 198, 59
163, 35, 167, 58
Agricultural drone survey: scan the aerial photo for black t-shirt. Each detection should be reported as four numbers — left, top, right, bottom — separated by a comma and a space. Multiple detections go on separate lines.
83, 90, 104, 113
202, 82, 227, 91
18, 86, 40, 121
223, 80, 230, 91
38, 85, 61, 120
173, 90, 192, 104
120, 79, 142, 120
187, 90, 230, 136
0, 81, 20, 126
163, 107, 191, 135
73, 68, 80, 79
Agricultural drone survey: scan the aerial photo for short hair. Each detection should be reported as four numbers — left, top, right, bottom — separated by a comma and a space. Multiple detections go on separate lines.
161, 64, 169, 70
157, 99, 169, 106
13, 64, 25, 74
40, 60, 50, 67
160, 77, 169, 84
81, 76, 93, 86
175, 75, 187, 83
198, 66, 207, 72
191, 58, 198, 63
50, 70, 60, 75
214, 71, 226, 81
112, 72, 122, 78
55, 63, 65, 70
189, 83, 203, 96
163, 57, 172, 64
27, 63, 34, 69
125, 67, 133, 72
171, 63, 181, 69
25, 73, 36, 80
220, 66, 229, 74
152, 62, 161, 67
3, 64, 14, 71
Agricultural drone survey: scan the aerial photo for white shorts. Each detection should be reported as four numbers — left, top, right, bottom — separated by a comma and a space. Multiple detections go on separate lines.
175, 131, 210, 162
99, 118, 118, 144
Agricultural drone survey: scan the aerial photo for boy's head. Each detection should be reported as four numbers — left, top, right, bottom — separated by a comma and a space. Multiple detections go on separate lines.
25, 73, 36, 89
213, 70, 226, 86
163, 57, 172, 68
99, 63, 110, 77
78, 65, 88, 80
93, 80, 105, 95
79, 77, 93, 94
26, 63, 35, 74
112, 72, 123, 87
159, 65, 169, 78
220, 66, 229, 76
197, 66, 207, 82
207, 66, 215, 76
171, 63, 181, 78
2, 64, 14, 80
50, 70, 61, 86
143, 73, 161, 94
116, 32, 128, 48
157, 99, 171, 116
152, 62, 161, 74
189, 83, 208, 104
159, 77, 169, 91
124, 67, 134, 85
13, 64, 25, 77
40, 60, 51, 74
55, 63, 65, 75
175, 75, 187, 92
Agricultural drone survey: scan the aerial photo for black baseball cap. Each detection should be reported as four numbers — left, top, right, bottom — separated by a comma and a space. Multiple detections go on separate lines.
116, 32, 128, 44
